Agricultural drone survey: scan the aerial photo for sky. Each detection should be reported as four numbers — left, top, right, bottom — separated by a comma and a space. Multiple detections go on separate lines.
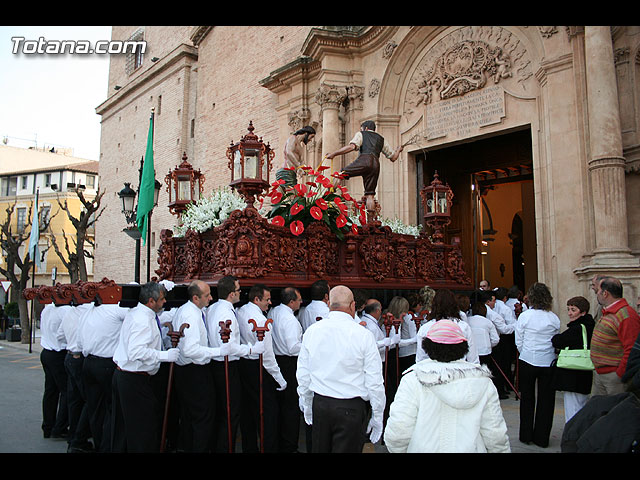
0, 26, 112, 161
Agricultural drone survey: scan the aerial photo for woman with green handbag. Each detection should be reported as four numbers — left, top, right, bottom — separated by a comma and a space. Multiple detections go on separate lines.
551, 296, 595, 423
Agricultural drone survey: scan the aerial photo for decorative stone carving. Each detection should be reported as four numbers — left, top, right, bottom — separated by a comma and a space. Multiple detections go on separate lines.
315, 83, 348, 110
404, 26, 533, 117
369, 78, 381, 98
538, 26, 558, 38
383, 40, 398, 59
288, 108, 311, 131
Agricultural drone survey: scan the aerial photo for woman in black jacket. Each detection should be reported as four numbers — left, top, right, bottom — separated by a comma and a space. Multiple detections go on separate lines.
551, 296, 595, 423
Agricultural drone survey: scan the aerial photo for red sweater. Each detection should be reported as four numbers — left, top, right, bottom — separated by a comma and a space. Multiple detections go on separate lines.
591, 298, 640, 377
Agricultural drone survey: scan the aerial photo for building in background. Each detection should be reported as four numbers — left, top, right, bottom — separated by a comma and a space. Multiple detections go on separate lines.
0, 144, 99, 305
95, 26, 640, 324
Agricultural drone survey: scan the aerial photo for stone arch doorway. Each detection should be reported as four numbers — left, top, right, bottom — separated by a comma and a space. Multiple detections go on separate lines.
415, 126, 538, 289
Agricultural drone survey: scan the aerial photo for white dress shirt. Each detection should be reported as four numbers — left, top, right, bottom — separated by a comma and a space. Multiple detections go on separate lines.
466, 314, 500, 356
40, 304, 71, 351
270, 303, 303, 357
298, 300, 329, 332
206, 299, 242, 362
495, 299, 517, 326
485, 305, 514, 335
515, 308, 560, 367
60, 304, 92, 354
173, 300, 219, 366
113, 303, 168, 375
360, 312, 387, 362
80, 304, 129, 358
297, 310, 385, 423
399, 313, 425, 358
237, 301, 286, 388
416, 318, 480, 364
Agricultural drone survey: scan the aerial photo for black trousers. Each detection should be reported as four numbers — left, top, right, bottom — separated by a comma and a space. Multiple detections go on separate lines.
518, 359, 556, 447
151, 361, 180, 452
275, 355, 300, 453
342, 153, 380, 196
311, 394, 370, 453
82, 354, 116, 452
64, 353, 91, 448
210, 359, 242, 453
40, 348, 68, 436
111, 368, 160, 453
174, 362, 216, 452
239, 358, 280, 453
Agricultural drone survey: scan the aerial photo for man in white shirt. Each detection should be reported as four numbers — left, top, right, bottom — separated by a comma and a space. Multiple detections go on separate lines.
298, 279, 330, 332
297, 285, 386, 452
466, 301, 500, 365
172, 280, 245, 452
481, 289, 514, 399
40, 302, 72, 439
79, 301, 129, 452
206, 275, 265, 452
270, 286, 303, 452
60, 303, 93, 452
111, 282, 180, 453
237, 284, 286, 453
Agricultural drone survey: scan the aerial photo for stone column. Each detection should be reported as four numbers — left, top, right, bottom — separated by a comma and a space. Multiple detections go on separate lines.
315, 83, 347, 168
585, 26, 632, 261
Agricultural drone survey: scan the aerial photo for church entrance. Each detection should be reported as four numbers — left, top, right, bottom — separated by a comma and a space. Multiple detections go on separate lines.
415, 126, 537, 293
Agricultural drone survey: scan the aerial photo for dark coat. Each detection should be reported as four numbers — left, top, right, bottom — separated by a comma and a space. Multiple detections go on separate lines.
550, 314, 595, 394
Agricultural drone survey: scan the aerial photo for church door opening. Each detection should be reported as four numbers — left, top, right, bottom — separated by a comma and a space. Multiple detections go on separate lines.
415, 126, 537, 293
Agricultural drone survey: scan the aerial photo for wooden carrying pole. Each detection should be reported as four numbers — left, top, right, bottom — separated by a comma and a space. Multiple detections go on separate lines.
219, 319, 233, 453
248, 317, 272, 454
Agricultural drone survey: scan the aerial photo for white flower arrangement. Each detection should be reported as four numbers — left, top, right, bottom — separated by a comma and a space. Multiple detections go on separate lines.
348, 214, 424, 237
173, 186, 248, 236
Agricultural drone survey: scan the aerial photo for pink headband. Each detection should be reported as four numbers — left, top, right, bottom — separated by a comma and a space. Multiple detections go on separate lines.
426, 319, 467, 344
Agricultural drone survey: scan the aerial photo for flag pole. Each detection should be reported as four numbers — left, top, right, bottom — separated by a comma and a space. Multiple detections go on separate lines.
29, 187, 39, 353
147, 108, 154, 283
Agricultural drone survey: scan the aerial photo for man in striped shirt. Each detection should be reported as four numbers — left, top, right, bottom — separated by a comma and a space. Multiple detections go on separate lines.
591, 276, 640, 395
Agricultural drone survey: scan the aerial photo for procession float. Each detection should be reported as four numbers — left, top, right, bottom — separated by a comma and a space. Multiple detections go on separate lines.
24, 121, 472, 307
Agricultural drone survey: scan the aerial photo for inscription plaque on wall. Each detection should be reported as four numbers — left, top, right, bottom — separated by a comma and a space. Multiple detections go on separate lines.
425, 85, 505, 141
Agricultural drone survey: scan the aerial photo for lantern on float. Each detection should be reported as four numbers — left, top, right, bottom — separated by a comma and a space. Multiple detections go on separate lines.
226, 121, 274, 208
420, 171, 454, 243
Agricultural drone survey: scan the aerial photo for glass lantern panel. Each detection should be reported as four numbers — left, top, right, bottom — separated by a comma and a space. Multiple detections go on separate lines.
262, 154, 269, 181
233, 150, 242, 181
178, 178, 191, 201
437, 191, 448, 213
426, 192, 436, 213
244, 150, 259, 179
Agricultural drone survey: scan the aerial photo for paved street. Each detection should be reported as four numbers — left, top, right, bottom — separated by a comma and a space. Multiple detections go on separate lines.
0, 330, 564, 454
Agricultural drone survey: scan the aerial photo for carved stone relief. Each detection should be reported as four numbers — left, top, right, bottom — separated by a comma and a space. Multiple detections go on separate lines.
403, 26, 533, 118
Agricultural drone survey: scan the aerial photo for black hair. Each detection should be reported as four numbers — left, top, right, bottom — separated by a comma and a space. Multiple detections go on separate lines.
599, 277, 623, 299
281, 287, 301, 305
360, 120, 376, 131
139, 282, 167, 304
428, 289, 461, 321
217, 275, 238, 300
422, 337, 469, 363
310, 280, 330, 301
248, 283, 270, 302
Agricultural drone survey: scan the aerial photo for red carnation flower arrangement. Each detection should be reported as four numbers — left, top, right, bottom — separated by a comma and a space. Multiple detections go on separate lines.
263, 164, 365, 240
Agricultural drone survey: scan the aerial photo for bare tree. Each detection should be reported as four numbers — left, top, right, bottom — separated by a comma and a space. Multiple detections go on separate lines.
49, 186, 105, 283
0, 202, 52, 342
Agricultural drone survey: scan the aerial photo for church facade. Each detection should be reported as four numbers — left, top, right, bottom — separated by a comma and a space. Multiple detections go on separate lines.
95, 26, 640, 319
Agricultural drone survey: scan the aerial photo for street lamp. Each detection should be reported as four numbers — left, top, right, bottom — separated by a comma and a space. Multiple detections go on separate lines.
118, 175, 161, 283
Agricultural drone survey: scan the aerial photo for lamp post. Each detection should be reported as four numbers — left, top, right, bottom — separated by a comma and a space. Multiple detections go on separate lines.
118, 163, 161, 283
420, 171, 454, 243
226, 121, 274, 208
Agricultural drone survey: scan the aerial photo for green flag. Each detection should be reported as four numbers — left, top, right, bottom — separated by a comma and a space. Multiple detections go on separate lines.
136, 111, 155, 245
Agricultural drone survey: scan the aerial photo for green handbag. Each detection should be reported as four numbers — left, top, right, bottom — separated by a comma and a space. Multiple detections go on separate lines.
556, 324, 594, 371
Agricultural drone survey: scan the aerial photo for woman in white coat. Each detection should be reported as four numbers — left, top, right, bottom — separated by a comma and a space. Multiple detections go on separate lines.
383, 319, 510, 453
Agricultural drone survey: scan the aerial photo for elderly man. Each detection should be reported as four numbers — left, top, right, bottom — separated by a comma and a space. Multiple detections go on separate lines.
591, 276, 640, 395
297, 285, 386, 453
